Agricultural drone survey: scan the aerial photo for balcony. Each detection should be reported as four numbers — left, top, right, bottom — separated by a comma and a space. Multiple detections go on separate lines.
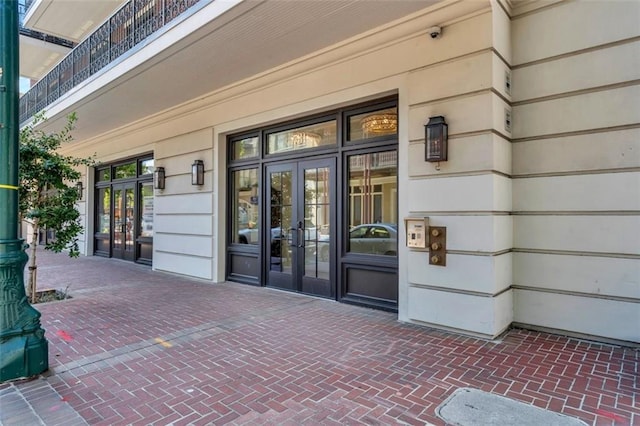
20, 0, 201, 124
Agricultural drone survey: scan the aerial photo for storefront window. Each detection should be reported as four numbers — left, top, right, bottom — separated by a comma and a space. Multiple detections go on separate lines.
232, 136, 259, 160
139, 182, 154, 237
114, 162, 137, 179
97, 168, 111, 182
139, 159, 155, 176
232, 168, 259, 245
97, 187, 111, 234
267, 120, 336, 155
347, 151, 397, 256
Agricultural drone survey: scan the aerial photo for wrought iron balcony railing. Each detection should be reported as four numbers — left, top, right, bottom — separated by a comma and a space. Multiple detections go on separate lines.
19, 0, 201, 125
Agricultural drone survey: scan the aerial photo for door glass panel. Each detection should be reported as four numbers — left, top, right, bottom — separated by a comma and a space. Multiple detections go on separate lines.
304, 167, 330, 279
267, 120, 337, 155
232, 168, 259, 244
139, 182, 154, 237
114, 188, 123, 251
270, 171, 292, 273
97, 187, 111, 234
124, 186, 135, 250
348, 151, 398, 256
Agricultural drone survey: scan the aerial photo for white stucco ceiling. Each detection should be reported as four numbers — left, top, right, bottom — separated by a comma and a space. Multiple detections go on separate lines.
23, 0, 127, 43
19, 34, 71, 80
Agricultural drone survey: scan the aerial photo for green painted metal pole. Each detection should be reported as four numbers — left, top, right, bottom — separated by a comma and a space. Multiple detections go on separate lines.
0, 0, 48, 382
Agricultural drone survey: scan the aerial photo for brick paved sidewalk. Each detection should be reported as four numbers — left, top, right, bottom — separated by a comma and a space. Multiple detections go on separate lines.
1, 251, 638, 425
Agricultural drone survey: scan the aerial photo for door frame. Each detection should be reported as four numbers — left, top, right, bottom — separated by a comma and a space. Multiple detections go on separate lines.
225, 96, 399, 311
111, 182, 136, 261
93, 154, 154, 264
264, 157, 336, 298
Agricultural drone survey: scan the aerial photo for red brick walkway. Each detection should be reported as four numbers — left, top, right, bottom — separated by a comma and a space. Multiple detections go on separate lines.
2, 251, 638, 425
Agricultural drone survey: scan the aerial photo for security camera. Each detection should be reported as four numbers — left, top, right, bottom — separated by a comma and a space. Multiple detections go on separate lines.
428, 26, 442, 39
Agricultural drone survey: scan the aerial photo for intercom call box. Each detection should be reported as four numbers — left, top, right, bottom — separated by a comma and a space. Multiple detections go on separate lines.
405, 217, 447, 267
405, 217, 429, 249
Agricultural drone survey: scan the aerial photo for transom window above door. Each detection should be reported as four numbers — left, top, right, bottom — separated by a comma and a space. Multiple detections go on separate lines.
348, 107, 398, 142
267, 120, 337, 155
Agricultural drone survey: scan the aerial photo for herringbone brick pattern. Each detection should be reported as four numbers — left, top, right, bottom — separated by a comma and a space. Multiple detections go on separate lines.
1, 251, 637, 425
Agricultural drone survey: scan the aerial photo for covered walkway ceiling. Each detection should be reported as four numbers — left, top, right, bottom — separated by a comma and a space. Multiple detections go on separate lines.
24, 0, 127, 43
33, 0, 456, 141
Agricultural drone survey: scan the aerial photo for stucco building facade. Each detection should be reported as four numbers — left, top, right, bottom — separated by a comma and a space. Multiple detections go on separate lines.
20, 0, 640, 344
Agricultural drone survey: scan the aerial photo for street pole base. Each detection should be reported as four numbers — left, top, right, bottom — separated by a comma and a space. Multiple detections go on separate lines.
0, 332, 48, 381
0, 239, 49, 382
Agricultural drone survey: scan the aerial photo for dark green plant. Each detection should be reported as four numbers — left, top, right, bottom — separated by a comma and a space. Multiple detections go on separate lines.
19, 112, 94, 302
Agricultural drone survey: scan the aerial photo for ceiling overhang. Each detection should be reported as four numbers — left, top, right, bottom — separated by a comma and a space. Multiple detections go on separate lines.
19, 34, 71, 81
27, 0, 487, 142
23, 0, 127, 43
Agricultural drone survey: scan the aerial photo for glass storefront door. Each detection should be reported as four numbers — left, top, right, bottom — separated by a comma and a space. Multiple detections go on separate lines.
94, 156, 154, 264
266, 158, 335, 298
226, 98, 399, 310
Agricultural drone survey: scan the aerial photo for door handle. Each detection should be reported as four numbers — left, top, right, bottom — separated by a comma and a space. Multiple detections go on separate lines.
287, 222, 305, 248
297, 221, 304, 248
287, 226, 297, 248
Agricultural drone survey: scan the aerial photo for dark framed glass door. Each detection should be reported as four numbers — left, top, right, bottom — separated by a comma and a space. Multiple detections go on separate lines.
94, 156, 154, 264
112, 182, 136, 261
266, 158, 335, 298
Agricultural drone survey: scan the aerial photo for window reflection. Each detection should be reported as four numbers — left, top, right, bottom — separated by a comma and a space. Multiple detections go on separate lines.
232, 137, 259, 160
267, 120, 336, 155
97, 168, 111, 182
97, 187, 111, 234
140, 159, 155, 176
114, 162, 136, 179
348, 151, 397, 256
304, 167, 330, 279
233, 168, 259, 245
139, 183, 154, 237
269, 171, 292, 272
349, 107, 397, 141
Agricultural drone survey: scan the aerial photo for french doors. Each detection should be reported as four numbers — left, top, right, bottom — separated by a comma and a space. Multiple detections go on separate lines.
266, 158, 335, 298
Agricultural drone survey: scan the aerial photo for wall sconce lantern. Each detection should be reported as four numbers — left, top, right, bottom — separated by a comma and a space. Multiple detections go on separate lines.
425, 116, 448, 166
154, 166, 166, 190
192, 160, 204, 186
75, 181, 84, 200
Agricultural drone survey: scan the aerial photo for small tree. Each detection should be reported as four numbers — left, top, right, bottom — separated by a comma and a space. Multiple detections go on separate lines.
19, 112, 94, 302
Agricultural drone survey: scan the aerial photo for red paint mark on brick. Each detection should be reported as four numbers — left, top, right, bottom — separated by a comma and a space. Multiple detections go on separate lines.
594, 409, 626, 422
56, 330, 73, 342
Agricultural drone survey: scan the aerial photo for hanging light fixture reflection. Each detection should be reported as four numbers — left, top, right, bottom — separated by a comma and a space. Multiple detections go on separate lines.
289, 131, 321, 148
361, 112, 397, 136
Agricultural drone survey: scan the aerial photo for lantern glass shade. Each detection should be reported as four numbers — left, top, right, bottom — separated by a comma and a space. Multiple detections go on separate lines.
76, 181, 83, 200
425, 116, 448, 162
192, 160, 204, 185
154, 167, 166, 190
